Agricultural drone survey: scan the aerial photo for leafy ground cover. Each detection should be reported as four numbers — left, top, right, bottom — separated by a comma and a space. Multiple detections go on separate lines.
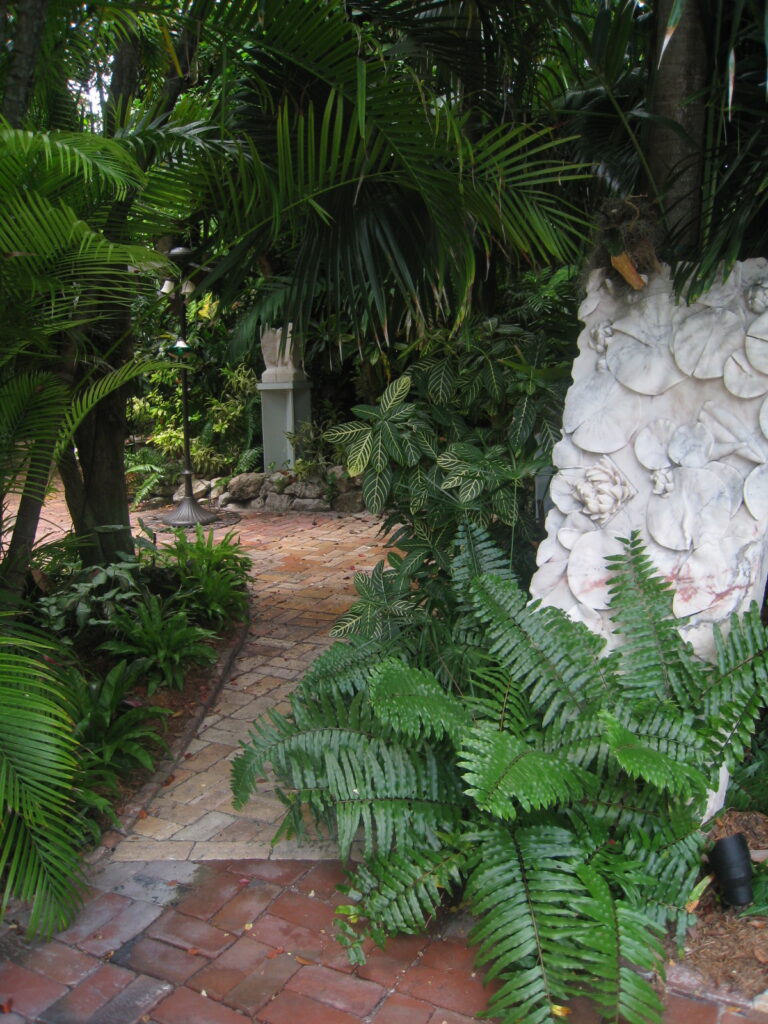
1, 514, 251, 936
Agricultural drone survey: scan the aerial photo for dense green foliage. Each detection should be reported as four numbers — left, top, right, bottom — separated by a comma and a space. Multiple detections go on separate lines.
233, 531, 768, 1023
327, 274, 579, 590
0, 526, 251, 934
0, 626, 86, 937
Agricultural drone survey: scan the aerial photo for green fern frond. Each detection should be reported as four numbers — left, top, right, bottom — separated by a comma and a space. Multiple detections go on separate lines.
326, 745, 465, 858
606, 533, 703, 706
599, 712, 708, 801
466, 823, 593, 1024
369, 659, 471, 745
459, 724, 591, 821
469, 575, 611, 726
298, 638, 391, 699
576, 863, 664, 1024
337, 843, 467, 956
623, 820, 706, 943
706, 605, 768, 768
463, 656, 535, 734
451, 520, 515, 591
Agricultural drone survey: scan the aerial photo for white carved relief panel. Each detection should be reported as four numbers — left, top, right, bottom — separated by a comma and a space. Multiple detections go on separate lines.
530, 259, 768, 657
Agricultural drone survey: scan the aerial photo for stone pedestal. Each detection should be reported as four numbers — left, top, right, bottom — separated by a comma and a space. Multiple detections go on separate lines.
258, 378, 312, 470
259, 325, 312, 469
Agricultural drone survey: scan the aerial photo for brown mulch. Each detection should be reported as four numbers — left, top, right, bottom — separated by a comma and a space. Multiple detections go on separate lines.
683, 810, 768, 998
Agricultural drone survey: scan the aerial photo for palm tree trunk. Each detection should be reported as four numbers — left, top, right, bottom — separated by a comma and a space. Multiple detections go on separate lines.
2, 0, 48, 126
645, 0, 708, 251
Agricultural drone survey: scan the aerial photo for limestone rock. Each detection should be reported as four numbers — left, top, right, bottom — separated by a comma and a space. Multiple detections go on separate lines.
292, 497, 331, 512
285, 479, 324, 499
332, 491, 365, 513
264, 492, 291, 512
227, 472, 266, 501
172, 477, 210, 502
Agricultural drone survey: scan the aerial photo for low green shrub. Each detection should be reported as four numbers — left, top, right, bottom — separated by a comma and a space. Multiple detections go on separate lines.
233, 530, 768, 1024
100, 593, 217, 694
151, 526, 251, 629
65, 659, 169, 804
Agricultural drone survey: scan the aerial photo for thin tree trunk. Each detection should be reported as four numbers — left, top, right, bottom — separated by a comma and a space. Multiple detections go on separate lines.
0, 437, 53, 607
62, 16, 207, 566
2, 0, 49, 126
57, 446, 103, 566
645, 0, 708, 252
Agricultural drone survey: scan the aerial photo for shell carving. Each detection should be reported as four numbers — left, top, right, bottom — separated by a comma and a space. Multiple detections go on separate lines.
531, 258, 768, 659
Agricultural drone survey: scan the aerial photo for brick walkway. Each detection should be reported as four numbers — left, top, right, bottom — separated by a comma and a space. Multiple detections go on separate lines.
0, 507, 765, 1023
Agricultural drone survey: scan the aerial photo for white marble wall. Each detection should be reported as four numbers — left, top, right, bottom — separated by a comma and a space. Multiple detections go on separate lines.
531, 259, 768, 658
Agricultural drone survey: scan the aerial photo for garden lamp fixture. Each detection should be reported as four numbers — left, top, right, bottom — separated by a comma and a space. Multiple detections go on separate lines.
161, 251, 217, 528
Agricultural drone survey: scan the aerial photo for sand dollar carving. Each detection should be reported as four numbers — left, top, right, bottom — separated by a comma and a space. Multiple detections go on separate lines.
724, 350, 768, 398
745, 312, 768, 373
567, 531, 626, 610
536, 533, 569, 567
646, 467, 731, 551
634, 419, 676, 470
529, 559, 569, 599
747, 279, 768, 315
672, 307, 744, 379
697, 267, 742, 308
551, 437, 584, 469
744, 463, 768, 521
557, 511, 597, 551
563, 371, 640, 454
606, 292, 685, 395
667, 423, 713, 467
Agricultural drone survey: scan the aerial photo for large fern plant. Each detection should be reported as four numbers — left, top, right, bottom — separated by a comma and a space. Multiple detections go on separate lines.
233, 529, 768, 1024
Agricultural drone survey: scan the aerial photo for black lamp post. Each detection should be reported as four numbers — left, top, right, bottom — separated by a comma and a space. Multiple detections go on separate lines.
161, 249, 217, 528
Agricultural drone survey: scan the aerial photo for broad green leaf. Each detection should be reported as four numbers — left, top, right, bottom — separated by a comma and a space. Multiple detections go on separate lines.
362, 465, 393, 514
379, 375, 411, 412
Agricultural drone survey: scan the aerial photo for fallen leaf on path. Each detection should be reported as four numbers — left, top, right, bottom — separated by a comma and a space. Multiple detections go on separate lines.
266, 947, 285, 959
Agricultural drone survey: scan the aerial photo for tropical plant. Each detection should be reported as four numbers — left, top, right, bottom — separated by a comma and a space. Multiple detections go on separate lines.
124, 446, 179, 509
100, 593, 217, 694
67, 658, 169, 795
232, 529, 768, 1024
34, 559, 143, 641
326, 290, 578, 589
0, 622, 86, 937
149, 527, 251, 629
